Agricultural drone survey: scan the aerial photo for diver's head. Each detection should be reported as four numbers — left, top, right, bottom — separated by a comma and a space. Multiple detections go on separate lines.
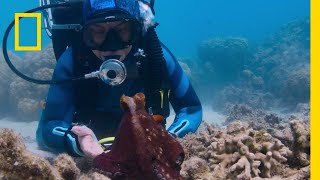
84, 20, 135, 61
82, 0, 153, 61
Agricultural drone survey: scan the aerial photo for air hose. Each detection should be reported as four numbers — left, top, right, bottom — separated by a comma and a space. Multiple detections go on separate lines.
143, 26, 168, 116
145, 27, 164, 90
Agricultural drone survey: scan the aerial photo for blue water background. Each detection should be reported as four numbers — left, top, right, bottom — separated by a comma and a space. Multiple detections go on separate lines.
0, 0, 310, 57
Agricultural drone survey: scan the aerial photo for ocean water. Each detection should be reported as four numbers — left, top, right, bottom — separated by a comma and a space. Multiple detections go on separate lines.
0, 1, 311, 178
156, 0, 310, 57
0, 0, 310, 117
0, 0, 310, 57
0, 0, 311, 119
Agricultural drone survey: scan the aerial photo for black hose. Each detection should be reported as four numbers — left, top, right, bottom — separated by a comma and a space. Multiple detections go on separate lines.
145, 27, 164, 91
2, 2, 84, 85
144, 26, 170, 118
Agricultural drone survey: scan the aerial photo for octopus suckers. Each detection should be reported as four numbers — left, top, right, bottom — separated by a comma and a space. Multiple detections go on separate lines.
157, 173, 163, 179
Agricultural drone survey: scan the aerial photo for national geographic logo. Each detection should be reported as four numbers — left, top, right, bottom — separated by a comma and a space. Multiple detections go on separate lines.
14, 13, 41, 51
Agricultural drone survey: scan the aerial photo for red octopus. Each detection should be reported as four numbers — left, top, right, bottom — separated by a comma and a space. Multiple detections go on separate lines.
93, 93, 184, 180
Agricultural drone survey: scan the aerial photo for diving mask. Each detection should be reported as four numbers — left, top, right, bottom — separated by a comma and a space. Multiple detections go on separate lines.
83, 20, 140, 51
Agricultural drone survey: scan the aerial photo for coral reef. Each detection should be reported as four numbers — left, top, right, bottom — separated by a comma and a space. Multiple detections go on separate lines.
224, 104, 265, 124
289, 120, 310, 166
223, 103, 289, 131
0, 128, 62, 179
264, 113, 283, 125
79, 172, 111, 180
248, 17, 310, 108
8, 77, 49, 121
201, 17, 310, 111
0, 49, 22, 113
1, 19, 311, 177
223, 103, 310, 161
0, 128, 116, 180
179, 120, 309, 179
16, 98, 41, 119
177, 57, 207, 97
295, 103, 310, 116
180, 157, 215, 180
21, 45, 56, 75
240, 69, 265, 89
6, 45, 56, 121
54, 154, 81, 180
242, 111, 310, 168
197, 37, 249, 85
280, 65, 310, 105
212, 85, 276, 112
0, 118, 310, 179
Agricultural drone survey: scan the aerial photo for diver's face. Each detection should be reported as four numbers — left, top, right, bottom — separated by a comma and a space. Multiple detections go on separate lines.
89, 21, 133, 61
92, 46, 132, 61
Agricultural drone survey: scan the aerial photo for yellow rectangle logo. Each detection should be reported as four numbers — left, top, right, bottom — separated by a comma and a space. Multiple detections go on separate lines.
14, 13, 42, 51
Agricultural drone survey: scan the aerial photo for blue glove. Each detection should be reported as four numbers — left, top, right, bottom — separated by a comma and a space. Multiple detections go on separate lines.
52, 126, 85, 157
167, 106, 202, 138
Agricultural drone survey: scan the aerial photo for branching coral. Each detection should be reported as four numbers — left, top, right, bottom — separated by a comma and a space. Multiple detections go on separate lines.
0, 118, 310, 180
179, 120, 297, 179
289, 120, 310, 166
272, 119, 310, 167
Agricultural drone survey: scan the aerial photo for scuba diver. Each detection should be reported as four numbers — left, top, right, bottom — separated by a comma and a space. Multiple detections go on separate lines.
34, 0, 203, 157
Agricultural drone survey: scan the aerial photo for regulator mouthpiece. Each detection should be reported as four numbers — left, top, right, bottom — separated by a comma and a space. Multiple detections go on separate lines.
85, 59, 127, 86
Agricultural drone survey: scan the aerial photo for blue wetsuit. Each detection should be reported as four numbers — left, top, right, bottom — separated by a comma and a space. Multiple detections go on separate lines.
36, 45, 202, 156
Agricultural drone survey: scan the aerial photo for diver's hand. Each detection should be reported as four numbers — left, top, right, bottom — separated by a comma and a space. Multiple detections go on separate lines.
71, 126, 103, 159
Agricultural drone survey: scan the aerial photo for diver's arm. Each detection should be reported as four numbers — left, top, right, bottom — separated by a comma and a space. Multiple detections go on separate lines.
36, 48, 84, 156
161, 44, 203, 138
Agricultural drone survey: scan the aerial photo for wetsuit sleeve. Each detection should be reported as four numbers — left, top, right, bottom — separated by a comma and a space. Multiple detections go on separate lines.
36, 48, 84, 156
162, 44, 203, 138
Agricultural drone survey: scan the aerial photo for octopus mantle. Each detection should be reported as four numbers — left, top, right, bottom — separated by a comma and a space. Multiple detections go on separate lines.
93, 93, 184, 180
